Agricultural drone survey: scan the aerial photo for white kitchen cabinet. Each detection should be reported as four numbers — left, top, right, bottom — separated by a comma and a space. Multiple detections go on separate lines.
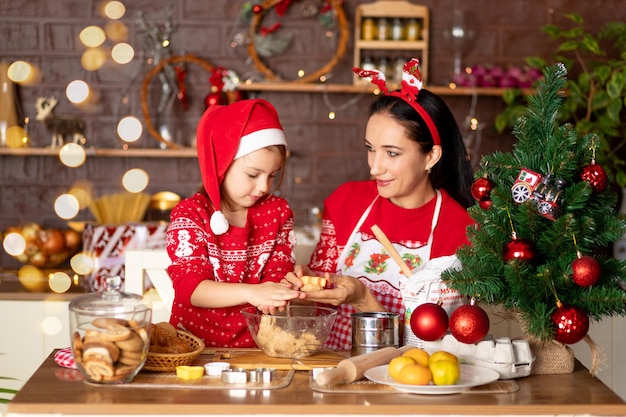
0, 299, 71, 398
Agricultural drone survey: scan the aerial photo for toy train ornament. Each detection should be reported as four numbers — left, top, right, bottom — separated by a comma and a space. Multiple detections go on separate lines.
511, 168, 565, 221
35, 96, 86, 148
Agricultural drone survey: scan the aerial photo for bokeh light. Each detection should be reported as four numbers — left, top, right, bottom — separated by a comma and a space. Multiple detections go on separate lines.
70, 253, 94, 275
18, 265, 48, 292
49, 272, 72, 293
68, 180, 93, 209
5, 125, 29, 148
66, 80, 90, 104
122, 168, 149, 193
59, 143, 87, 167
105, 20, 129, 42
3, 232, 26, 256
7, 60, 37, 84
104, 1, 126, 19
41, 316, 64, 335
81, 47, 108, 71
117, 116, 143, 142
79, 25, 106, 48
54, 193, 80, 219
111, 42, 134, 64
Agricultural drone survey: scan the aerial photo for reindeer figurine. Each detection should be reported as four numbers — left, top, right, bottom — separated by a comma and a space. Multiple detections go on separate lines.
35, 96, 87, 147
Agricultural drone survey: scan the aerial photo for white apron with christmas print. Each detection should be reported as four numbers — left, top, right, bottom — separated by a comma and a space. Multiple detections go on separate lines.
336, 190, 464, 348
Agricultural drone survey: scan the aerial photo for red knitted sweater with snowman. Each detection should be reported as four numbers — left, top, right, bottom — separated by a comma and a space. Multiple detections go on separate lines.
165, 192, 296, 348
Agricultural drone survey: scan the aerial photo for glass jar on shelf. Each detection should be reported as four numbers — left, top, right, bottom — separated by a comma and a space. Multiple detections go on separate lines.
377, 18, 390, 41
405, 18, 421, 41
361, 17, 376, 41
391, 18, 404, 41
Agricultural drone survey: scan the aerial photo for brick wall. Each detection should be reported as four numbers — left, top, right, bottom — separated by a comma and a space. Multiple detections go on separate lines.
0, 0, 617, 268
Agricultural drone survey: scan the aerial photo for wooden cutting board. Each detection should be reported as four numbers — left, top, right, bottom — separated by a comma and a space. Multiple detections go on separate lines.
207, 349, 348, 370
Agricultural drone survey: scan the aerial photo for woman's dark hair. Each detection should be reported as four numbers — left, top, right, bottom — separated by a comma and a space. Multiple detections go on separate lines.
369, 90, 474, 208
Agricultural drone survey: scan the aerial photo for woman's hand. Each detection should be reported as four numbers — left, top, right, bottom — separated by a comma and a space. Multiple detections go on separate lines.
281, 265, 313, 290
300, 274, 384, 312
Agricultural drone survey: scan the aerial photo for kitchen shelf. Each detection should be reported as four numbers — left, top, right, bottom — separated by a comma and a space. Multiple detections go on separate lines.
0, 146, 197, 158
239, 81, 527, 97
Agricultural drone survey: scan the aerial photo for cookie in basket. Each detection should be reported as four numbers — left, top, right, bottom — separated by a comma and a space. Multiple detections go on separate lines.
144, 323, 205, 372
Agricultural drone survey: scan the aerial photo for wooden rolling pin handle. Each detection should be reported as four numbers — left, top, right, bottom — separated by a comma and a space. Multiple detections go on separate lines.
315, 345, 414, 386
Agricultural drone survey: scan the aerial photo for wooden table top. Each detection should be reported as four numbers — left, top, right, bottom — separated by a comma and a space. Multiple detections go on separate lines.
7, 351, 626, 416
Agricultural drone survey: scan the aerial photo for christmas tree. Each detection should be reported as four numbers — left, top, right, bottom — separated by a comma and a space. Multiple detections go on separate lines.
441, 63, 626, 344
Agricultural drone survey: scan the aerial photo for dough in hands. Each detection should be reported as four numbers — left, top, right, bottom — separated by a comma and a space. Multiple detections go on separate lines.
300, 276, 327, 292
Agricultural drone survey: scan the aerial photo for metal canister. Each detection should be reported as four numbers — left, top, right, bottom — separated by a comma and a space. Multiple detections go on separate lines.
351, 312, 399, 356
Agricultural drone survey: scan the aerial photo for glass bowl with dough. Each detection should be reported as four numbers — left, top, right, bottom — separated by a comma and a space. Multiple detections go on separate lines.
242, 305, 337, 358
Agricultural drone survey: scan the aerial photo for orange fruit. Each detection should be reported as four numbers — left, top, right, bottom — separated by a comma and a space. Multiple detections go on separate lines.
429, 359, 460, 385
387, 355, 416, 381
402, 347, 430, 367
397, 363, 432, 385
428, 350, 459, 366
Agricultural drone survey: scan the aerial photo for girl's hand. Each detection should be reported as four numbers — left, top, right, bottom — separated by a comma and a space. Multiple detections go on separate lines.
248, 281, 305, 310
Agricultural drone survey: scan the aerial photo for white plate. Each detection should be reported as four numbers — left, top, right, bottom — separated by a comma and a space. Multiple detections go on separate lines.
364, 364, 500, 395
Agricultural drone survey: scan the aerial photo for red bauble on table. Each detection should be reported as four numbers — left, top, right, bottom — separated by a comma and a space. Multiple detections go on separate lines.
580, 162, 608, 192
449, 303, 490, 344
410, 302, 449, 341
571, 255, 601, 287
503, 237, 537, 262
551, 304, 589, 344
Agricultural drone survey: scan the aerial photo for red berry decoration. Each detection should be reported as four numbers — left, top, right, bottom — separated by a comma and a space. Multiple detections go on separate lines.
580, 162, 608, 192
449, 301, 490, 344
571, 254, 601, 287
252, 4, 263, 13
410, 302, 449, 341
471, 177, 495, 201
551, 303, 589, 344
503, 237, 537, 262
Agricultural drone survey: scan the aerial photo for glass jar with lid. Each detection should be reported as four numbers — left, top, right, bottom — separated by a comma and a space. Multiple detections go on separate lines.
69, 276, 152, 384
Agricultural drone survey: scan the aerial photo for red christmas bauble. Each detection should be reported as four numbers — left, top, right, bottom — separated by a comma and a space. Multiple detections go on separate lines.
449, 303, 490, 344
479, 199, 493, 210
410, 302, 449, 341
503, 237, 537, 262
551, 304, 589, 344
252, 4, 263, 13
572, 255, 601, 287
580, 163, 608, 192
471, 177, 495, 201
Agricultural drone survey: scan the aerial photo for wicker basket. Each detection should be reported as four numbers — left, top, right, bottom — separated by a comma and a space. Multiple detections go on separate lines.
143, 330, 205, 372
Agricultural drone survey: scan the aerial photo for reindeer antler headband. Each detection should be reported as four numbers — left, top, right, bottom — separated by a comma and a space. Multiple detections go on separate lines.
353, 58, 440, 146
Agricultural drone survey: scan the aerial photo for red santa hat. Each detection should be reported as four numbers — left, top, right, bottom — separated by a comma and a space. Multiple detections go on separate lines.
196, 98, 287, 235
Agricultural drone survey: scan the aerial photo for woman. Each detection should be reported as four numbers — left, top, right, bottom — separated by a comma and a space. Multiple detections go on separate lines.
284, 58, 475, 350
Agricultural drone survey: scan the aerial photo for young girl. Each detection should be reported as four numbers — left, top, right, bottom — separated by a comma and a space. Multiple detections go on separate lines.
166, 99, 303, 348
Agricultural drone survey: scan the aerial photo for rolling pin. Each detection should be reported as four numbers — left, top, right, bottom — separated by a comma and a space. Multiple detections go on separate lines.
315, 345, 414, 386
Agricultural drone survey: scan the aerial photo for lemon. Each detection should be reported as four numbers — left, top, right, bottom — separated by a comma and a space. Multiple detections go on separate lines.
428, 350, 459, 366
402, 347, 430, 367
397, 363, 432, 385
387, 355, 416, 381
429, 359, 460, 385
176, 365, 204, 380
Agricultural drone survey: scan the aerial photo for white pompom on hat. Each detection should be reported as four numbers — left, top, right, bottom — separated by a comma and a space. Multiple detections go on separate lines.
196, 98, 287, 235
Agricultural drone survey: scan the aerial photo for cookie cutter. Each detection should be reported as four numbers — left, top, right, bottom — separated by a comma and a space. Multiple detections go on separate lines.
221, 367, 248, 384
221, 367, 276, 384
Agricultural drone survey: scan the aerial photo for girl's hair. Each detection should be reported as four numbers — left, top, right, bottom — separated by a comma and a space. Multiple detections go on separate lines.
199, 144, 288, 201
369, 91, 474, 208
